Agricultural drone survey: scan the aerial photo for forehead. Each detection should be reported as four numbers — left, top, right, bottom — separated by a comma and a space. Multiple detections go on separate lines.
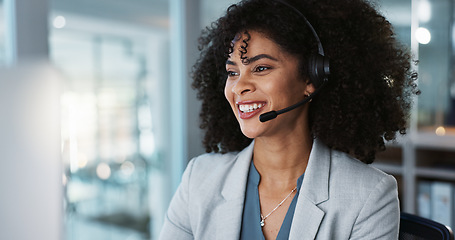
229, 30, 284, 60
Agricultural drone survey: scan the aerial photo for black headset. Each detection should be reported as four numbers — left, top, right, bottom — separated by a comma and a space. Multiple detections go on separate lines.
259, 0, 331, 122
274, 0, 330, 88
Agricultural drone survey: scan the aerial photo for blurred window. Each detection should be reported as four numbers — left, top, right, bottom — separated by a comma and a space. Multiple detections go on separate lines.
414, 0, 455, 129
49, 1, 170, 239
380, 0, 412, 46
378, 0, 455, 131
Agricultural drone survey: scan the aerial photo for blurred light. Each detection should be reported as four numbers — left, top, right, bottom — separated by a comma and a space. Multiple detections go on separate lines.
61, 141, 65, 153
120, 161, 135, 178
53, 16, 66, 29
435, 126, 446, 136
61, 92, 98, 172
416, 27, 431, 44
96, 163, 111, 180
77, 153, 88, 168
140, 131, 155, 156
114, 155, 127, 164
62, 174, 67, 186
98, 90, 116, 107
418, 0, 432, 23
68, 102, 79, 173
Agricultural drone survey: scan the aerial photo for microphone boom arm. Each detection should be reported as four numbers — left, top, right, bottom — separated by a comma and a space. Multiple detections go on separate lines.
259, 84, 324, 122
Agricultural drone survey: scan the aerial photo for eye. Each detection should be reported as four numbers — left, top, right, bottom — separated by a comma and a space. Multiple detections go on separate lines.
254, 66, 271, 72
227, 70, 239, 77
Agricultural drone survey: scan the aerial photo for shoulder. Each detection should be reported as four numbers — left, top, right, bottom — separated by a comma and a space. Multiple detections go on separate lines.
329, 150, 400, 238
186, 140, 254, 179
190, 151, 239, 172
330, 149, 396, 190
309, 139, 395, 193
185, 151, 240, 184
183, 142, 253, 195
313, 149, 400, 239
314, 146, 399, 238
160, 150, 245, 239
326, 148, 398, 213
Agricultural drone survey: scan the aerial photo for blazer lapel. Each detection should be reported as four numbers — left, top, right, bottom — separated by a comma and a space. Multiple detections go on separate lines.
289, 197, 325, 239
289, 139, 331, 240
215, 141, 254, 240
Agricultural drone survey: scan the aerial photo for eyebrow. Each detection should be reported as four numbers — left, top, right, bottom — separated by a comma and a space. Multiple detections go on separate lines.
226, 54, 279, 66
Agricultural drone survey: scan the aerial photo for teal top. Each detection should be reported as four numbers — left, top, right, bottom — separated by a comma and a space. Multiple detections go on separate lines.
240, 161, 305, 240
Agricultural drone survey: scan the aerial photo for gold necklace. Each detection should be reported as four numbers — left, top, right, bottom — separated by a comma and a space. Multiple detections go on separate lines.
260, 186, 297, 227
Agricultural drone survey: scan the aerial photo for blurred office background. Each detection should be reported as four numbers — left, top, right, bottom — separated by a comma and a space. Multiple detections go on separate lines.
0, 0, 454, 239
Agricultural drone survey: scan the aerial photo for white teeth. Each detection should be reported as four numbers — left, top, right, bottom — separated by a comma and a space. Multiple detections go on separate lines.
239, 103, 264, 113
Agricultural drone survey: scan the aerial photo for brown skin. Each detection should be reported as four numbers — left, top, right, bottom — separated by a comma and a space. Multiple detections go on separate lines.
225, 31, 314, 239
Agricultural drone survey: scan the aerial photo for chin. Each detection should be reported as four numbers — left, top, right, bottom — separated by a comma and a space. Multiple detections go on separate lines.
239, 124, 263, 139
241, 132, 256, 139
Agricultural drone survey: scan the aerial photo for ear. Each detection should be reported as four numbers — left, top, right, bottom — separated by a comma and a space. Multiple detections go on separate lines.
305, 80, 316, 95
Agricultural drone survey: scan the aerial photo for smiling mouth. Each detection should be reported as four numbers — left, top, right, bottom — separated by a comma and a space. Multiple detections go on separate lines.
238, 103, 265, 113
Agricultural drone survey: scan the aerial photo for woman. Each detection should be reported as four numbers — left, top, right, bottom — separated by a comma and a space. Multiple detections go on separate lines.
160, 0, 418, 239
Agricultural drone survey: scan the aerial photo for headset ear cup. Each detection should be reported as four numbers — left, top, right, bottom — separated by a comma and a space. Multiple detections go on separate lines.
308, 54, 330, 88
308, 55, 322, 88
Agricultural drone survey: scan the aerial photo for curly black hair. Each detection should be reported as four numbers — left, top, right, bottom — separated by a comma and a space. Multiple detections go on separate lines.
191, 0, 419, 163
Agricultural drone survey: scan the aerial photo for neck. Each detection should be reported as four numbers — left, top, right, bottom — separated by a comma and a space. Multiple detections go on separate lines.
252, 127, 313, 189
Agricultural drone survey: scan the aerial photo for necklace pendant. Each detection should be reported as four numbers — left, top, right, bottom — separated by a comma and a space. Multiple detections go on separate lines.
260, 219, 265, 227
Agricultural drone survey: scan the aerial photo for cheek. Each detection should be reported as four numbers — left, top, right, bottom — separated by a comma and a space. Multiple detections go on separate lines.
281, 77, 307, 97
224, 82, 238, 115
224, 81, 233, 103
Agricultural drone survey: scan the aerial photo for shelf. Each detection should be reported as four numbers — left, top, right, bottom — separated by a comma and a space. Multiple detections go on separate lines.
415, 167, 455, 181
411, 130, 455, 151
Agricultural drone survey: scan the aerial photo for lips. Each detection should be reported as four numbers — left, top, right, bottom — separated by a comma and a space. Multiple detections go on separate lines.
236, 101, 266, 119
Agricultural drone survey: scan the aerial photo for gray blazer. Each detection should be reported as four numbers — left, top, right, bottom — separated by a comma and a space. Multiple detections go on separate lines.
159, 140, 399, 239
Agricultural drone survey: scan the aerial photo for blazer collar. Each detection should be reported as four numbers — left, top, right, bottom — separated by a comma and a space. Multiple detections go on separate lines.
218, 139, 330, 203
300, 138, 330, 205
289, 139, 331, 239
220, 141, 254, 200
214, 139, 331, 240
216, 141, 254, 240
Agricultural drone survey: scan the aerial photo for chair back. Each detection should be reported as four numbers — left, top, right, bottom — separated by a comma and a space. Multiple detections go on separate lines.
399, 212, 454, 240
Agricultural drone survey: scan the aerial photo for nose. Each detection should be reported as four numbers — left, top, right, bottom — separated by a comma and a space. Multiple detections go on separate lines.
232, 75, 255, 96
